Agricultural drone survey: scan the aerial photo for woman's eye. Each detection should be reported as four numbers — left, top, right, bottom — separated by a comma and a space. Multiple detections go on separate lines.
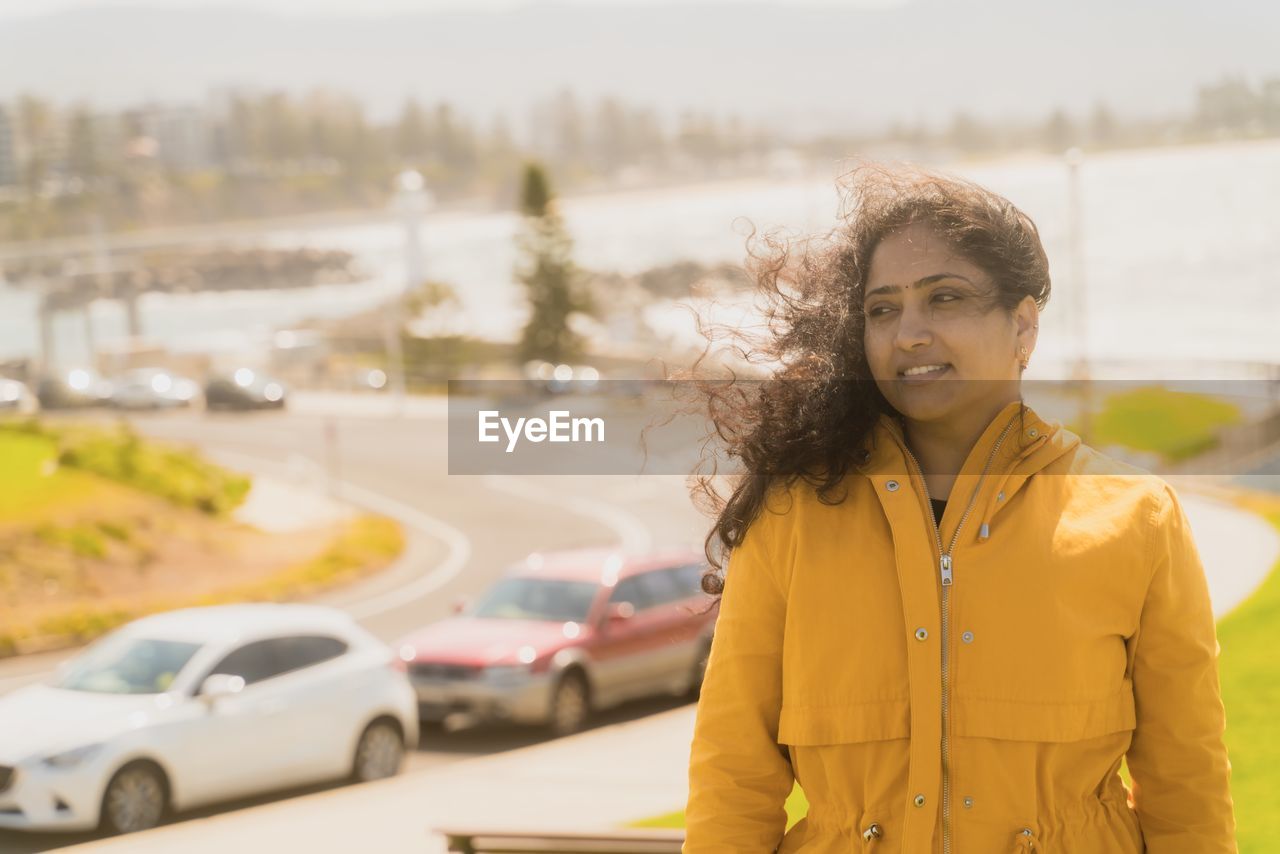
933, 293, 959, 303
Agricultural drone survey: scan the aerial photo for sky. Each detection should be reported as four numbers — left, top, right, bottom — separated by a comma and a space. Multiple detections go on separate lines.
0, 0, 907, 19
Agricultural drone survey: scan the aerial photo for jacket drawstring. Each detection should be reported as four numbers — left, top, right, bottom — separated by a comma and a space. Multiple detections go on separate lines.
977, 471, 1019, 542
978, 431, 1051, 542
1013, 826, 1042, 852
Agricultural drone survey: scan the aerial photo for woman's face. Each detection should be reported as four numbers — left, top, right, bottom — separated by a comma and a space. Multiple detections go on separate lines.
862, 221, 1038, 424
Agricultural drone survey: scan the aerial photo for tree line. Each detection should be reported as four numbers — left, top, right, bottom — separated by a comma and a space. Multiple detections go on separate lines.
3, 75, 1279, 241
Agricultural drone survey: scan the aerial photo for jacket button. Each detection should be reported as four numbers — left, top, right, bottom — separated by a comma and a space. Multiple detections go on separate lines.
963, 796, 974, 809
961, 631, 974, 643
1028, 428, 1038, 438
913, 794, 926, 807
997, 491, 1005, 501
862, 823, 883, 840
914, 627, 928, 641
886, 480, 900, 492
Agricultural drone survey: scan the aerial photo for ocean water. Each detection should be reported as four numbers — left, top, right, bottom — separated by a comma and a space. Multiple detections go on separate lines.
2, 139, 1277, 373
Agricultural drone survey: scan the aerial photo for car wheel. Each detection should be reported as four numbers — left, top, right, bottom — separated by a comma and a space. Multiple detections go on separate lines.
352, 719, 404, 782
548, 671, 591, 737
686, 640, 712, 699
100, 762, 167, 835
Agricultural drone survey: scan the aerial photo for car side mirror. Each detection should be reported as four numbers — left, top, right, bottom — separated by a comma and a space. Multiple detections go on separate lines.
606, 602, 635, 625
198, 674, 245, 707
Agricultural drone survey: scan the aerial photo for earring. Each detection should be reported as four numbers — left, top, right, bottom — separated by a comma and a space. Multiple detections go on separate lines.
1019, 345, 1030, 370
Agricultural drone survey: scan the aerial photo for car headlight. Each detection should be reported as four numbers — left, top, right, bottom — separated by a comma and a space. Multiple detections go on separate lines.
483, 664, 532, 683
42, 743, 104, 769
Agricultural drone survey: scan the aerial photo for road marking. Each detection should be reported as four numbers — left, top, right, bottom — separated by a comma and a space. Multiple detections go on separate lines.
210, 450, 471, 620
480, 475, 653, 553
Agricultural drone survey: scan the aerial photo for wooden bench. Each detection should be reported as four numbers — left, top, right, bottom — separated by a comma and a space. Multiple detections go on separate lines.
438, 827, 686, 853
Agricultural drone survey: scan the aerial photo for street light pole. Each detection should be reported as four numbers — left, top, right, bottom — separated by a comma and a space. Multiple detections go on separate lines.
1065, 147, 1092, 444
389, 169, 433, 416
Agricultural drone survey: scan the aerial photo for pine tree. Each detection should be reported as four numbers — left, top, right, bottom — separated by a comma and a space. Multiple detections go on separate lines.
515, 162, 591, 364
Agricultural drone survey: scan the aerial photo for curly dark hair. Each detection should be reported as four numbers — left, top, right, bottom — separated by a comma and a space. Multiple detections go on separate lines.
689, 161, 1053, 596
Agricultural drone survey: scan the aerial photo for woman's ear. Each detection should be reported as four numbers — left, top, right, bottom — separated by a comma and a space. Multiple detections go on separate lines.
1015, 295, 1039, 351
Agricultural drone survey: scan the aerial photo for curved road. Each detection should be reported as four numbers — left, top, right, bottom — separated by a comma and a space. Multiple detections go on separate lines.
0, 405, 709, 852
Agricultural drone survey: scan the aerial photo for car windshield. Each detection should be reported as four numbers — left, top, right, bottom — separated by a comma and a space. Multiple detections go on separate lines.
470, 577, 598, 622
56, 635, 202, 694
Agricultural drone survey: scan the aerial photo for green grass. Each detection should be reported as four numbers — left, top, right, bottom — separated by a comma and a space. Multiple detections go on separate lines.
0, 418, 250, 516
34, 521, 108, 559
214, 515, 405, 602
1068, 387, 1242, 462
632, 498, 1280, 850
1, 515, 404, 655
631, 783, 808, 831
0, 429, 108, 520
1216, 497, 1280, 853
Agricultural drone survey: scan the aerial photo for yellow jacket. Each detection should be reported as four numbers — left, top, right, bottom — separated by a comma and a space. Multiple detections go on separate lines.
685, 399, 1236, 853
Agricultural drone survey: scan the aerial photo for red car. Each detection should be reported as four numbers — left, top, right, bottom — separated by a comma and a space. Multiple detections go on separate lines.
395, 548, 717, 735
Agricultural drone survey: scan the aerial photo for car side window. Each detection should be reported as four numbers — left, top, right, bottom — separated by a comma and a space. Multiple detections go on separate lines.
203, 635, 348, 691
672, 563, 709, 596
273, 635, 349, 674
642, 568, 689, 606
206, 639, 286, 687
609, 576, 656, 611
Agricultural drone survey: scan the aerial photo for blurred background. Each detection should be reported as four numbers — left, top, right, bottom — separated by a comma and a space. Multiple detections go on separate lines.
0, 0, 1278, 852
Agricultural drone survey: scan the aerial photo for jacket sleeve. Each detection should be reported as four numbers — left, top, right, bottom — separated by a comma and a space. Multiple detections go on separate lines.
1125, 483, 1237, 853
684, 508, 793, 853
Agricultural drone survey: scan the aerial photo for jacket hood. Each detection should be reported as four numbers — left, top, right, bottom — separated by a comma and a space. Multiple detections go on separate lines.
864, 399, 1083, 542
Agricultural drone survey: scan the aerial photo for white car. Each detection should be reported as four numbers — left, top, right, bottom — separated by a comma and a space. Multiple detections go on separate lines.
0, 604, 418, 835
108, 368, 200, 410
0, 377, 36, 413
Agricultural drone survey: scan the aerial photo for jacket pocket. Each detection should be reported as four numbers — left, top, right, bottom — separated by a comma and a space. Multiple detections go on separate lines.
952, 680, 1135, 743
778, 698, 911, 745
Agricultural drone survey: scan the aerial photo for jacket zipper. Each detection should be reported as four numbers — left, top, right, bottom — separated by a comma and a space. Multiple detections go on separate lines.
897, 411, 1020, 854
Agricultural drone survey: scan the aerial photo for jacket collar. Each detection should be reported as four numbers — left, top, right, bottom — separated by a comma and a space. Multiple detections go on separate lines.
863, 399, 1055, 475
862, 398, 1082, 540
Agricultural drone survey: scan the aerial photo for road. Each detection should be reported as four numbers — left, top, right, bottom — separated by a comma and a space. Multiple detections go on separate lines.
0, 404, 709, 852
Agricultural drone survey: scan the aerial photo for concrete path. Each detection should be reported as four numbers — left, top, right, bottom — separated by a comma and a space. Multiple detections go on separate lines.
1177, 484, 1280, 616
60, 705, 698, 854
231, 471, 355, 534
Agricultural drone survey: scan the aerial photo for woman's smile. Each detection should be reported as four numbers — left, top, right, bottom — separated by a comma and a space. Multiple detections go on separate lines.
898, 363, 952, 384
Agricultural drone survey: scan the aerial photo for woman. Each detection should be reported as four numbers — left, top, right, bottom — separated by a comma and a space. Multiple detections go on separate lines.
683, 164, 1236, 852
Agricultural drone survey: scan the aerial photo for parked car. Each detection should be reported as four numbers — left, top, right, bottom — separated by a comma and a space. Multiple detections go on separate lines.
0, 604, 417, 835
204, 368, 287, 411
521, 360, 601, 395
0, 377, 36, 413
34, 369, 113, 410
108, 368, 200, 410
395, 548, 716, 736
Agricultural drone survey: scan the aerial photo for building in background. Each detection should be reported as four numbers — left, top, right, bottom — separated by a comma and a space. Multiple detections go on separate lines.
0, 103, 22, 188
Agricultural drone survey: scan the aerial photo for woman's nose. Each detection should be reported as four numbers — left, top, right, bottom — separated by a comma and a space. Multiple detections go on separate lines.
893, 306, 933, 351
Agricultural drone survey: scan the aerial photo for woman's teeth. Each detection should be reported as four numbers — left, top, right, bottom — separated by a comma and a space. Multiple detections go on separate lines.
902, 364, 949, 377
